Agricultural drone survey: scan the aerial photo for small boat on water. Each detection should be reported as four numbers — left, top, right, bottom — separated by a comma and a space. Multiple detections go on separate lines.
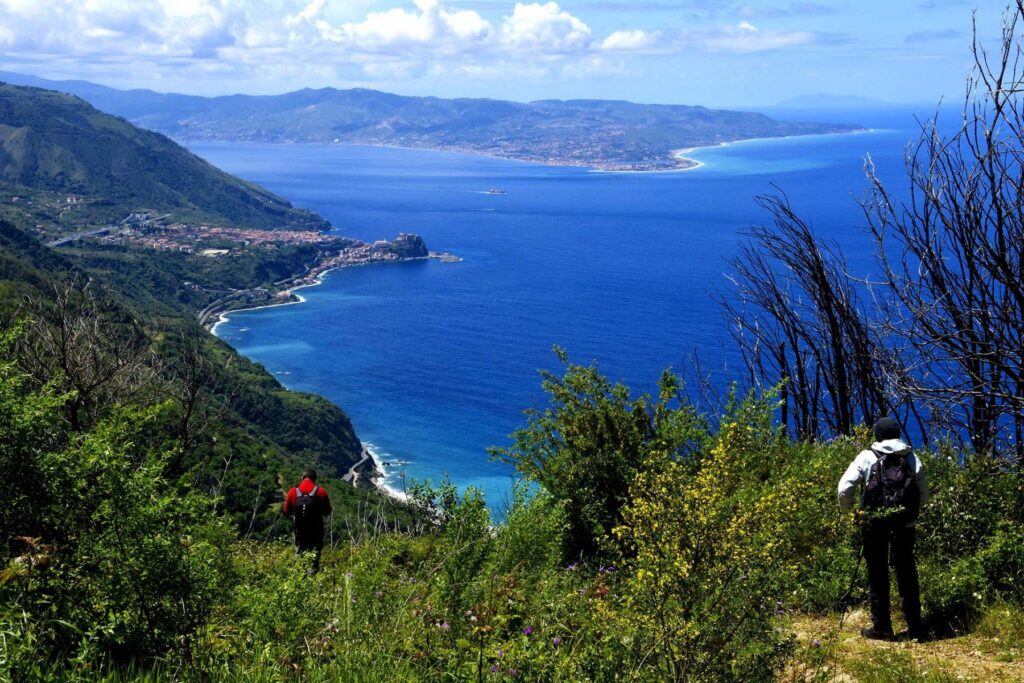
485, 187, 507, 195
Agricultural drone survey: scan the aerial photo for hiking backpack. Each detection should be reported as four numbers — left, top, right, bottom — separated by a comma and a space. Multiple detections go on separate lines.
293, 485, 320, 526
861, 450, 920, 523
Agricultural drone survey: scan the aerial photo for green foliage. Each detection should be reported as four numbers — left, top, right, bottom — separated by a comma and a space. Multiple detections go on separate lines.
494, 485, 566, 576
0, 353, 233, 678
3, 322, 1024, 681
614, 392, 799, 681
492, 349, 707, 560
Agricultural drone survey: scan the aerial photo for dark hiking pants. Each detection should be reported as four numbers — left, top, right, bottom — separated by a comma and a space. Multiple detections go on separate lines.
863, 523, 922, 633
295, 527, 324, 571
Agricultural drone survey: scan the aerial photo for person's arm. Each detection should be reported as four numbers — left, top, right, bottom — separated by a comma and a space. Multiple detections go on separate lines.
837, 453, 868, 513
318, 487, 332, 517
282, 487, 296, 515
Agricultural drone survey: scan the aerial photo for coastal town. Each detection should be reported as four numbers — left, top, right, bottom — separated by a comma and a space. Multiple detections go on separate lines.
4, 192, 461, 328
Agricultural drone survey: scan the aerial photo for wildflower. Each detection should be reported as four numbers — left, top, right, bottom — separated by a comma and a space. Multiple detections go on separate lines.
566, 562, 578, 571
439, 621, 450, 631
552, 636, 562, 646
490, 665, 499, 673
374, 591, 383, 598
522, 626, 533, 636
508, 668, 518, 677
497, 650, 505, 658
344, 571, 353, 579
812, 639, 822, 648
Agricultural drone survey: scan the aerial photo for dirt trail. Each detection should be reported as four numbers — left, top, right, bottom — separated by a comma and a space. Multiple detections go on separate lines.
786, 609, 1024, 682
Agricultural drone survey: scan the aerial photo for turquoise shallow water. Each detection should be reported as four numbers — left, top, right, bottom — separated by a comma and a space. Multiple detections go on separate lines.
201, 111, 922, 509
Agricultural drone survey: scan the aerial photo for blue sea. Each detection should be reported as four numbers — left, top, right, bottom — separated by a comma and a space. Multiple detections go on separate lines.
201, 109, 928, 509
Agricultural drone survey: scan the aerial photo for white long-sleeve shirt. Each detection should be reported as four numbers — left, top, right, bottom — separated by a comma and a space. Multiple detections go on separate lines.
837, 438, 929, 524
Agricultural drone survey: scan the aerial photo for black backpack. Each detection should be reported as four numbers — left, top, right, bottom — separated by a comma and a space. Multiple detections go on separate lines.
862, 449, 920, 523
293, 485, 320, 526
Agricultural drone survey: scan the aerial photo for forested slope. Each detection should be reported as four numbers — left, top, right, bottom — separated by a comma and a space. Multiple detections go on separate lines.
0, 83, 327, 230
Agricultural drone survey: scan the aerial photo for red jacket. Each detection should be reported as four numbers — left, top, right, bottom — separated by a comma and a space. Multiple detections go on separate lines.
283, 478, 332, 516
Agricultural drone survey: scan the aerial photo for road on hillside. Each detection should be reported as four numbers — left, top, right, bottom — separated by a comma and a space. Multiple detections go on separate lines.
342, 447, 373, 485
45, 213, 172, 247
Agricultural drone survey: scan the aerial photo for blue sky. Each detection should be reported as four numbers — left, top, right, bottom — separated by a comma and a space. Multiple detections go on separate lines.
0, 1, 1002, 106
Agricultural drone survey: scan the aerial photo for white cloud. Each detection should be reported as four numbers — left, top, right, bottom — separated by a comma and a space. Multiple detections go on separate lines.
500, 2, 592, 54
600, 29, 661, 52
0, 0, 828, 91
286, 0, 492, 56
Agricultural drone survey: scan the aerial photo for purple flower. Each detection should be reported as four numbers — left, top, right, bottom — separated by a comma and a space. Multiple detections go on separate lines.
507, 669, 518, 678
566, 562, 578, 571
522, 626, 533, 636
489, 665, 499, 673
439, 621, 450, 631
374, 591, 383, 598
497, 650, 505, 659
552, 636, 562, 646
812, 639, 822, 648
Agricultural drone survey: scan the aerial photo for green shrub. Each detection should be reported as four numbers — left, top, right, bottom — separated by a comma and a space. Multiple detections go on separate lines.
492, 351, 708, 561
0, 338, 233, 677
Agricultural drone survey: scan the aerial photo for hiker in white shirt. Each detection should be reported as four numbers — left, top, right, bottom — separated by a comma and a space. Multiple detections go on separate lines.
837, 417, 930, 641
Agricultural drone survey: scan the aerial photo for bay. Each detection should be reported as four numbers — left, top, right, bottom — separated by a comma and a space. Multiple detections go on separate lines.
201, 109, 922, 508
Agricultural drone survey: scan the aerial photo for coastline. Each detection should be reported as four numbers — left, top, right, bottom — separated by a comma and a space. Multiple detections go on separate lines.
363, 443, 410, 502
209, 252, 458, 336
668, 127, 878, 171
210, 254, 454, 504
192, 127, 870, 175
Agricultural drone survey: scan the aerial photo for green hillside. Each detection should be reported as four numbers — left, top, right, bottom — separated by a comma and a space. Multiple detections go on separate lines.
0, 73, 862, 171
0, 83, 327, 230
0, 82, 399, 538
0, 219, 396, 534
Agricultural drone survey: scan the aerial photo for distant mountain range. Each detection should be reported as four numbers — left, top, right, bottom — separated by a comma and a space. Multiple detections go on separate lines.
0, 82, 328, 230
0, 71, 864, 171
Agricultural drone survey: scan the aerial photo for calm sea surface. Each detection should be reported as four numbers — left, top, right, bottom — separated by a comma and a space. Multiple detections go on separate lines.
200, 109, 925, 508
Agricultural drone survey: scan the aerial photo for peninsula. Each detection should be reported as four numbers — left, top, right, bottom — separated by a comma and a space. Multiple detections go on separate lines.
0, 71, 864, 171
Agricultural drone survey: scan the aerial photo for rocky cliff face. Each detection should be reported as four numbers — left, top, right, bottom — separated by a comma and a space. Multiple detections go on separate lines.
388, 233, 428, 258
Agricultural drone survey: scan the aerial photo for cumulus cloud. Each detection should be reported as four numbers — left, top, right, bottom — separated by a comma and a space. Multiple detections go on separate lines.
293, 0, 492, 54
0, 0, 832, 90
500, 2, 592, 54
0, 0, 244, 58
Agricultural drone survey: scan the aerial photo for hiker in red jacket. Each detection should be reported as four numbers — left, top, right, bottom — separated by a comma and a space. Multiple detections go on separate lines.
283, 468, 332, 573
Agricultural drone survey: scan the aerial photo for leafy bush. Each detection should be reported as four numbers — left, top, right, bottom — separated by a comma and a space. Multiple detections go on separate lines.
492, 350, 707, 561
0, 332, 233, 678
614, 395, 798, 681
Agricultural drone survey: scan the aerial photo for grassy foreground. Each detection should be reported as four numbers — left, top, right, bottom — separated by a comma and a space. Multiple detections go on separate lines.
2, 347, 1023, 681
